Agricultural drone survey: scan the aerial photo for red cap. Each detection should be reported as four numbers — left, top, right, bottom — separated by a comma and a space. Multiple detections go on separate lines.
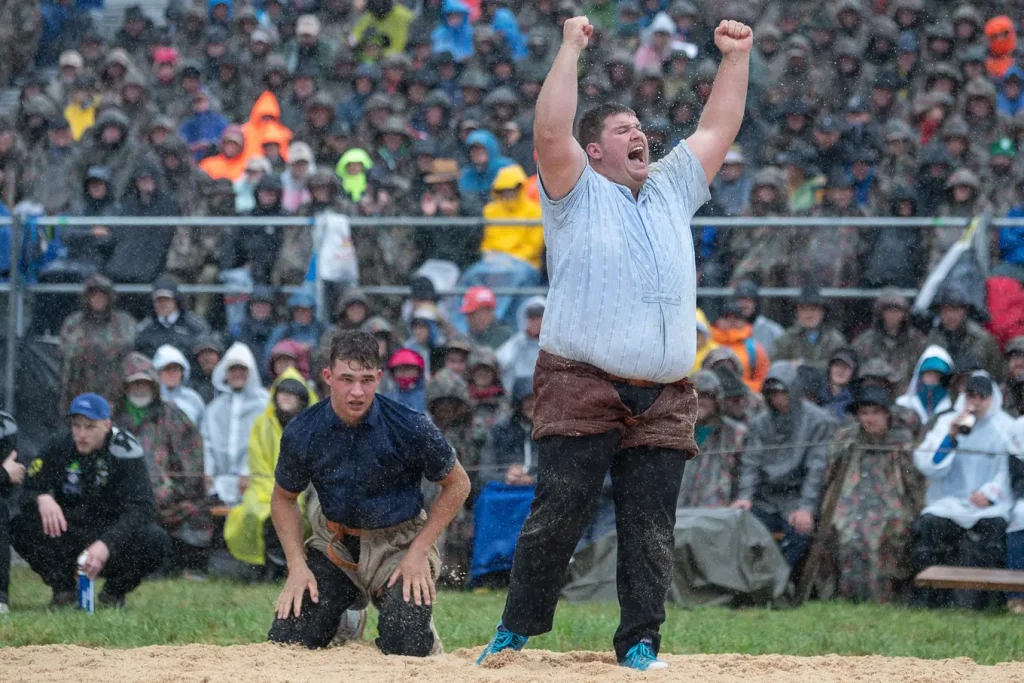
388, 348, 425, 370
153, 47, 179, 66
460, 286, 497, 314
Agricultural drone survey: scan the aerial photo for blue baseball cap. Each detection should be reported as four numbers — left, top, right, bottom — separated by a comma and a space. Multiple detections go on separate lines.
69, 393, 111, 421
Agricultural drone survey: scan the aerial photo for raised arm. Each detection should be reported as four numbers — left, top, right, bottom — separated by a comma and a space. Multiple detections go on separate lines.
533, 16, 591, 201
686, 21, 752, 184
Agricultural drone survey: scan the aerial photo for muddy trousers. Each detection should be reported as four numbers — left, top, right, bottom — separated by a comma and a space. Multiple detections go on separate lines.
268, 548, 435, 655
910, 514, 1007, 609
11, 509, 169, 597
502, 380, 686, 662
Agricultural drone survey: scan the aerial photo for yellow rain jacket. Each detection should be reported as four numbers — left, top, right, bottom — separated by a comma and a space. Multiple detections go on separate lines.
691, 308, 720, 375
224, 368, 318, 566
480, 165, 545, 269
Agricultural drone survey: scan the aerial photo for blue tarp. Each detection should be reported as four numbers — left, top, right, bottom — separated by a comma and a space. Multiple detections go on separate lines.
470, 481, 534, 582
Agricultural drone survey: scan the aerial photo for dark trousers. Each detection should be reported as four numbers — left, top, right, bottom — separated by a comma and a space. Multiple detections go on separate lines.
1007, 530, 1024, 600
911, 514, 1008, 610
11, 508, 170, 597
751, 508, 811, 568
502, 383, 686, 662
268, 548, 435, 656
0, 496, 9, 604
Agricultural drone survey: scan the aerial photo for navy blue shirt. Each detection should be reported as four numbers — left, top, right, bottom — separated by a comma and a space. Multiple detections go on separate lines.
275, 394, 456, 529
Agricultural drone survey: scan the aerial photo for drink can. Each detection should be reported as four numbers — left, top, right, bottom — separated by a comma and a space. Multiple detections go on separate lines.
77, 551, 94, 614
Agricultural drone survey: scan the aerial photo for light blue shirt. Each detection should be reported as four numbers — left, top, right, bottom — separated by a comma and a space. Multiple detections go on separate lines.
538, 141, 710, 383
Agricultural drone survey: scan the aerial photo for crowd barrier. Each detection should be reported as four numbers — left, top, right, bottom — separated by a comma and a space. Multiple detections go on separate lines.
0, 213, 1002, 413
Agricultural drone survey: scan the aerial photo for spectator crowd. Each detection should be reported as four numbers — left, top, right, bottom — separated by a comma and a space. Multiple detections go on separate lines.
2, 0, 1024, 615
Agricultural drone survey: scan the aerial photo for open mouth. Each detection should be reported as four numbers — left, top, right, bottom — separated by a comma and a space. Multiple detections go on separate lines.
628, 145, 645, 163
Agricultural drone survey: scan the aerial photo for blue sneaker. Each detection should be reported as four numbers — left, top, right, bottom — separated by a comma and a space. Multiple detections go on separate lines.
620, 640, 669, 671
476, 623, 529, 665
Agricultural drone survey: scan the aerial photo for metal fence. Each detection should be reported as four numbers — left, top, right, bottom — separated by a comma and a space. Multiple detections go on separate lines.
0, 212, 1003, 412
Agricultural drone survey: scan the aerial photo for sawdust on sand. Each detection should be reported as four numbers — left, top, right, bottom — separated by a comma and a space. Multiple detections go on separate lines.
3, 642, 1024, 683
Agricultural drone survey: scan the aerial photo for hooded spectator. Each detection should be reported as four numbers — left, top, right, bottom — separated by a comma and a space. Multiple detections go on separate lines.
731, 280, 784, 357
202, 342, 269, 507
179, 88, 228, 162
268, 340, 314, 384
104, 163, 180, 287
926, 287, 1004, 382
467, 347, 510, 443
385, 347, 428, 412
480, 375, 537, 487
242, 91, 294, 164
985, 16, 1017, 80
229, 286, 277, 383
200, 126, 249, 181
821, 385, 923, 601
852, 290, 928, 392
153, 344, 207, 427
232, 155, 271, 213
824, 347, 859, 424
58, 275, 137, 414
733, 361, 834, 567
710, 301, 770, 392
224, 369, 314, 573
220, 174, 285, 285
352, 0, 415, 56
431, 0, 474, 62
459, 129, 514, 200
70, 108, 149, 202
772, 286, 848, 371
480, 165, 545, 271
912, 373, 1014, 609
496, 296, 545, 395
263, 288, 327, 370
135, 275, 212, 359
896, 345, 955, 427
190, 336, 224, 405
678, 370, 748, 509
335, 147, 373, 203
114, 352, 210, 573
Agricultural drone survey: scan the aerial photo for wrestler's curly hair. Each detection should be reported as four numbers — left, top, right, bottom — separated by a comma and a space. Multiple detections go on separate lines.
329, 330, 380, 371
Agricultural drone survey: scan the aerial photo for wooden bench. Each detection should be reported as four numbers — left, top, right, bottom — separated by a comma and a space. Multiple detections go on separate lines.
915, 566, 1024, 592
210, 505, 231, 518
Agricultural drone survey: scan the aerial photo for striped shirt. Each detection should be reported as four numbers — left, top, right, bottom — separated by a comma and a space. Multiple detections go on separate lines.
538, 141, 710, 383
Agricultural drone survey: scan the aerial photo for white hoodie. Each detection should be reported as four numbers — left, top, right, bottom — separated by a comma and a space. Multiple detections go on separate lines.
914, 371, 1014, 529
496, 295, 545, 393
153, 344, 207, 427
201, 342, 270, 505
896, 344, 954, 424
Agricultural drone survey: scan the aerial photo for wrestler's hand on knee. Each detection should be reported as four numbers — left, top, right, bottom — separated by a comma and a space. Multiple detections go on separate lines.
275, 561, 318, 619
388, 547, 435, 607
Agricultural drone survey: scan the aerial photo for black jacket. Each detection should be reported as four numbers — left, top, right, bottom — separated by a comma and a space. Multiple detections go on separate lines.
0, 409, 18, 496
480, 416, 536, 485
135, 311, 211, 359
104, 177, 181, 284
21, 428, 154, 554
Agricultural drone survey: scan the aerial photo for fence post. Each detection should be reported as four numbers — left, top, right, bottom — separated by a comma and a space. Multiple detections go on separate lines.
5, 212, 21, 414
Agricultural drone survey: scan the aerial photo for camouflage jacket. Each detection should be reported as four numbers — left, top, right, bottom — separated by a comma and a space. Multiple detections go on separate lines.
58, 309, 137, 415
114, 398, 210, 545
678, 416, 750, 509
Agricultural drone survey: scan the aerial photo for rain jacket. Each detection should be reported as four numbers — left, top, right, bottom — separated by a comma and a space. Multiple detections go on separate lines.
739, 362, 834, 519
998, 67, 1024, 116
202, 343, 270, 506
263, 290, 328, 372
709, 322, 770, 392
113, 352, 210, 546
431, 0, 474, 61
914, 372, 1014, 529
896, 345, 955, 426
58, 275, 137, 413
224, 367, 315, 565
480, 165, 544, 270
459, 129, 514, 198
242, 92, 293, 163
692, 309, 720, 374
336, 148, 373, 202
985, 16, 1017, 80
153, 344, 207, 427
351, 0, 415, 56
496, 296, 546, 394
180, 110, 229, 162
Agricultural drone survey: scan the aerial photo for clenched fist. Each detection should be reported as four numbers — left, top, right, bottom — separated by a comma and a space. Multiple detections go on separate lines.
714, 20, 753, 56
562, 15, 593, 52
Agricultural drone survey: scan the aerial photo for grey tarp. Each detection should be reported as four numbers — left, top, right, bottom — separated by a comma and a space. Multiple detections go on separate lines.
563, 508, 790, 607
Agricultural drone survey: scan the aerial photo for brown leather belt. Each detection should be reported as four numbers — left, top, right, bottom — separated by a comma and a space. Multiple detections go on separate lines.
325, 520, 362, 571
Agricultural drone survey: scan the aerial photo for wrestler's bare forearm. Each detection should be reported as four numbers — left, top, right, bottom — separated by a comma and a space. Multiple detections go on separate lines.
271, 484, 308, 568
409, 461, 471, 556
687, 53, 748, 182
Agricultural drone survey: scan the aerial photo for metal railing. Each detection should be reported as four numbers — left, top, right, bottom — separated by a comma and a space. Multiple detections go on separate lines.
0, 212, 1000, 413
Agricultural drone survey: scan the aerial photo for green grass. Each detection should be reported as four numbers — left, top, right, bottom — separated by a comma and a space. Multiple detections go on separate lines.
2, 566, 1024, 664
